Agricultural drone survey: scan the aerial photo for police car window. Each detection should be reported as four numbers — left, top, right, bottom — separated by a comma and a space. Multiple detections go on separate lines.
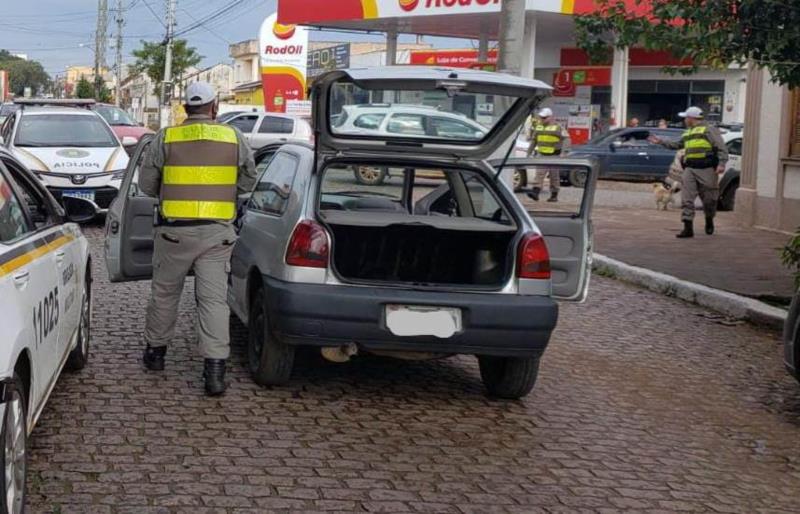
387, 114, 427, 136
727, 138, 742, 156
431, 117, 484, 140
2, 159, 54, 229
228, 115, 259, 134
258, 116, 294, 134
0, 170, 31, 241
249, 152, 298, 215
353, 114, 386, 130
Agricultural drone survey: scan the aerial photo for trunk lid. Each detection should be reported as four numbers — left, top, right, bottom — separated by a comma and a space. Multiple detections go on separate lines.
311, 67, 551, 161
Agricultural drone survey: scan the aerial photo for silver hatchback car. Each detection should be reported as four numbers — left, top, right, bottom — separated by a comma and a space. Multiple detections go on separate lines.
105, 67, 597, 399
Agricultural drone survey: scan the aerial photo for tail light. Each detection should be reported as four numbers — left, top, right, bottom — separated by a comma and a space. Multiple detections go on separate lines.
517, 233, 551, 280
285, 220, 329, 268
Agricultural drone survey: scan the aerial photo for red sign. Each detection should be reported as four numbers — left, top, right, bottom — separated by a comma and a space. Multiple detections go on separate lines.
410, 49, 498, 68
561, 48, 693, 67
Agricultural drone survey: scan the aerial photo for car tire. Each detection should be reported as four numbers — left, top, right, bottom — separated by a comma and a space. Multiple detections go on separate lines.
478, 355, 540, 399
353, 166, 388, 186
568, 168, 588, 188
247, 286, 295, 386
66, 269, 91, 371
513, 169, 527, 192
717, 180, 739, 212
1, 373, 27, 514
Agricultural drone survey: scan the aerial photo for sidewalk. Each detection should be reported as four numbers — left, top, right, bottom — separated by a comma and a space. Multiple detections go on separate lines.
592, 207, 795, 304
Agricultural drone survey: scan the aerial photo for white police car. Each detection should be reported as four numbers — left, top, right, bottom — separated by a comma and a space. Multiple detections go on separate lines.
0, 99, 130, 213
0, 148, 94, 512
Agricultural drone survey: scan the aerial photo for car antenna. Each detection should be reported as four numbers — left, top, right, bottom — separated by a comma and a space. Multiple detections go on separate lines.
494, 103, 535, 183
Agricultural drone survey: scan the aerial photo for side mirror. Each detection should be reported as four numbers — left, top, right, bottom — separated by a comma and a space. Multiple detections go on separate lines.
62, 196, 98, 223
610, 140, 623, 151
121, 136, 138, 147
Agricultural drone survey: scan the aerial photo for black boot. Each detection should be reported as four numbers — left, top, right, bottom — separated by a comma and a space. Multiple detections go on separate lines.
676, 220, 694, 238
203, 359, 226, 396
528, 187, 541, 201
705, 216, 715, 235
547, 190, 559, 203
143, 345, 166, 371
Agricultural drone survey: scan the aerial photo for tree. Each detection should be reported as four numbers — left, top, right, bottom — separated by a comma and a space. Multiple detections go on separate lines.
130, 39, 202, 97
574, 0, 800, 87
0, 50, 50, 96
75, 76, 94, 99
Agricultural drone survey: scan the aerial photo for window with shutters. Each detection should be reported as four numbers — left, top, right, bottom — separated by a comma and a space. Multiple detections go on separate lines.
791, 88, 800, 158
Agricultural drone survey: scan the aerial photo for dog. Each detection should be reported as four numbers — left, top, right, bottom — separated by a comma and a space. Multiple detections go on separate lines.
653, 182, 679, 210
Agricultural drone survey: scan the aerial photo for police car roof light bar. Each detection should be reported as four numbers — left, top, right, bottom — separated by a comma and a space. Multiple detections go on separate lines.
13, 98, 96, 109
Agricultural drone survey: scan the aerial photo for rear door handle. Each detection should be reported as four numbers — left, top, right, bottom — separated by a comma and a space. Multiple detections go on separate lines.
13, 270, 30, 288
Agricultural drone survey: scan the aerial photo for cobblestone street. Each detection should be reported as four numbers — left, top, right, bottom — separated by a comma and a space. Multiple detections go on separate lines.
25, 227, 800, 513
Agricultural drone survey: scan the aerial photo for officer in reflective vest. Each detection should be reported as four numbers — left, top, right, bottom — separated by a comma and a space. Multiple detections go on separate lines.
650, 106, 728, 238
138, 82, 257, 396
526, 108, 570, 202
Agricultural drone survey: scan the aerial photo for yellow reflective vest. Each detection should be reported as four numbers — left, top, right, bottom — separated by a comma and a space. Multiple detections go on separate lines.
682, 125, 717, 168
534, 123, 564, 155
161, 123, 239, 221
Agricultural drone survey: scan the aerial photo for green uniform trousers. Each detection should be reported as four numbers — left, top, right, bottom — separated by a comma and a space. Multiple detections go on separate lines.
681, 167, 719, 222
144, 223, 237, 359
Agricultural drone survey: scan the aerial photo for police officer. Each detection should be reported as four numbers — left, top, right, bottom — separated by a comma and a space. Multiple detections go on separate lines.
138, 82, 257, 396
527, 108, 570, 202
650, 106, 728, 238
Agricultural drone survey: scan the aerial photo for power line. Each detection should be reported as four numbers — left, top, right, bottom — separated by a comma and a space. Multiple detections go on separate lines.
173, 0, 251, 38
142, 0, 167, 29
179, 7, 231, 44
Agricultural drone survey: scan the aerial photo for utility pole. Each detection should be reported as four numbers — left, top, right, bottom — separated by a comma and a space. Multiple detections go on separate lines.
114, 0, 124, 106
160, 0, 176, 128
496, 0, 525, 76
95, 0, 109, 99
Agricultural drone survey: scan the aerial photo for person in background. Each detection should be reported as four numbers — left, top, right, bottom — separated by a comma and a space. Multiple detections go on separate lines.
658, 118, 669, 129
649, 106, 728, 238
629, 117, 640, 128
527, 107, 570, 202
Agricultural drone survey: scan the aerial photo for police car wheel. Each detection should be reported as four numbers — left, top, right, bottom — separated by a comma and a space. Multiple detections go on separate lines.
66, 271, 91, 371
1, 374, 27, 514
478, 355, 540, 400
353, 166, 388, 186
247, 286, 294, 386
568, 169, 588, 188
513, 169, 527, 192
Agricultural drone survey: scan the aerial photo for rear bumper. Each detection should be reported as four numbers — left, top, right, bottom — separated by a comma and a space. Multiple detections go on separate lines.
264, 277, 558, 357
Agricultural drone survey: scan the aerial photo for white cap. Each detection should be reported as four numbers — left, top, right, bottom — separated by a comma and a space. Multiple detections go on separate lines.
678, 106, 704, 119
538, 107, 553, 118
185, 81, 216, 106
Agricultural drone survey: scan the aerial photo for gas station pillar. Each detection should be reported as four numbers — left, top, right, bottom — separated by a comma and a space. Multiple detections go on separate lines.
610, 46, 630, 128
386, 28, 398, 66
520, 12, 537, 80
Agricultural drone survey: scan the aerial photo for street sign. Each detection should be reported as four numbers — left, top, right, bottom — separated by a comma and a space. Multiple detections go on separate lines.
308, 44, 350, 78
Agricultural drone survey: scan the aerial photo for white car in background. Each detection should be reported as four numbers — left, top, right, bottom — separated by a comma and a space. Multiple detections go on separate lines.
223, 111, 313, 150
0, 147, 95, 512
0, 100, 130, 213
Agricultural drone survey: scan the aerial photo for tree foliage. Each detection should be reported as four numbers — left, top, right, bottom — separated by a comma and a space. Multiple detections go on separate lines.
575, 0, 800, 87
75, 76, 94, 99
130, 39, 202, 97
0, 50, 50, 96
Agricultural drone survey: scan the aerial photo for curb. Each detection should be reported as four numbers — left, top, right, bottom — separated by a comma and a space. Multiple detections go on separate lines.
592, 253, 788, 331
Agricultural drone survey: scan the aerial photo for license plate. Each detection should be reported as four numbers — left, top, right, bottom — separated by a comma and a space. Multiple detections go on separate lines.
385, 305, 462, 338
62, 190, 95, 202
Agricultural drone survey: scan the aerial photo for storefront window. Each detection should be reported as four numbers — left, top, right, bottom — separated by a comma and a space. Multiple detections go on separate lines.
791, 88, 800, 158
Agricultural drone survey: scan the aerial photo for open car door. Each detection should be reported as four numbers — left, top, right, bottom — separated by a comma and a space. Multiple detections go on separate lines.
492, 157, 598, 301
105, 135, 156, 282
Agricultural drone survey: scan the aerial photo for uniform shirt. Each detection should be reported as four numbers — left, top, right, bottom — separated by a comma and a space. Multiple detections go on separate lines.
139, 114, 258, 209
661, 122, 728, 168
526, 121, 571, 157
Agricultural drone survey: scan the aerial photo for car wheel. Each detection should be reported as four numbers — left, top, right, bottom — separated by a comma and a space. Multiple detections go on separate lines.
478, 355, 540, 399
353, 166, 388, 186
513, 169, 527, 192
568, 168, 588, 188
247, 286, 295, 386
1, 374, 27, 514
717, 180, 739, 212
66, 270, 91, 371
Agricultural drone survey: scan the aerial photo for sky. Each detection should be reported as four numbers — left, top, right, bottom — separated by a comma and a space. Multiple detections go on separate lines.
0, 0, 462, 78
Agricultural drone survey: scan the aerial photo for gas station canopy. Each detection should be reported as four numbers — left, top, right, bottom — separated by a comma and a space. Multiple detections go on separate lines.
277, 0, 604, 40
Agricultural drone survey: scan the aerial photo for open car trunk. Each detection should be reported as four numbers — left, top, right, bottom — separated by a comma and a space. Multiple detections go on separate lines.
321, 212, 517, 288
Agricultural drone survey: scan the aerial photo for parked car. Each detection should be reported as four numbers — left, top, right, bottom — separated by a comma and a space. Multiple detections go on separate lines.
0, 147, 95, 512
222, 111, 313, 150
216, 111, 247, 124
105, 67, 598, 400
91, 103, 153, 148
0, 99, 130, 213
785, 289, 800, 383
718, 131, 742, 211
0, 102, 20, 126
